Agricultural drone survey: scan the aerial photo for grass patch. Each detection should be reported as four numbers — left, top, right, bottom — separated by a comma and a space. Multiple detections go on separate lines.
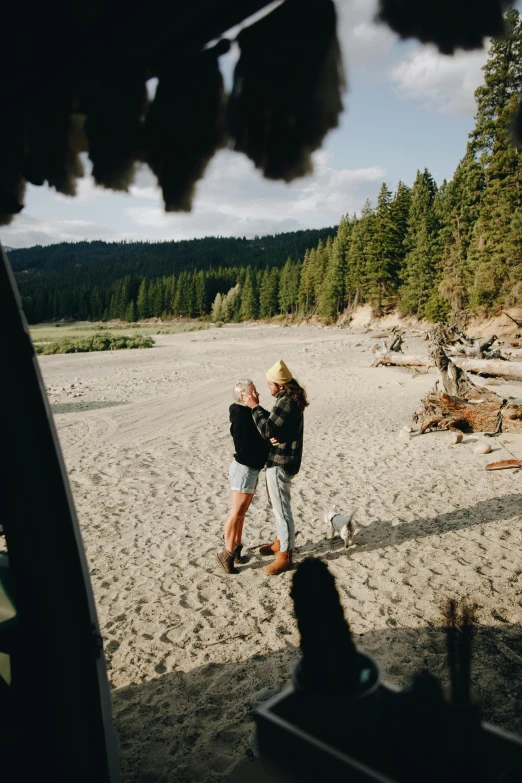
34, 333, 154, 355
154, 323, 210, 334
30, 320, 209, 342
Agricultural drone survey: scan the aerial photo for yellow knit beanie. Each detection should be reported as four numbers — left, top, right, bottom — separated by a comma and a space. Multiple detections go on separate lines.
266, 359, 293, 384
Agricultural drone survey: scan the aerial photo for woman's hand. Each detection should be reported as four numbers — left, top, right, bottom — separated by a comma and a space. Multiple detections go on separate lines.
270, 437, 282, 446
242, 389, 260, 409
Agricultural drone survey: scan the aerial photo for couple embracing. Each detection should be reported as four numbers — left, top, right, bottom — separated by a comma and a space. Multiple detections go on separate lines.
217, 359, 309, 577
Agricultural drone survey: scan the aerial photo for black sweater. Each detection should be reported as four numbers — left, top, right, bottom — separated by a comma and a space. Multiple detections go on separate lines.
230, 404, 269, 470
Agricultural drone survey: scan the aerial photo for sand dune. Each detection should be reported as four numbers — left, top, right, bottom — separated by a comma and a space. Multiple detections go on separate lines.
39, 324, 522, 782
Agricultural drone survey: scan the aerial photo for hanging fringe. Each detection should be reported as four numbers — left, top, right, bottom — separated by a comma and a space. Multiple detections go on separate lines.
145, 40, 229, 212
84, 72, 148, 191
228, 0, 345, 182
0, 118, 26, 226
23, 97, 84, 197
376, 0, 508, 55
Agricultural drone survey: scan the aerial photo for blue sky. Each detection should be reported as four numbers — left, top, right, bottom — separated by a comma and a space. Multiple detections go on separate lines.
1, 0, 498, 248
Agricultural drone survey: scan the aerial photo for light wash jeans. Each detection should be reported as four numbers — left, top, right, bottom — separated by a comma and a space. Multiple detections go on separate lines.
265, 466, 295, 552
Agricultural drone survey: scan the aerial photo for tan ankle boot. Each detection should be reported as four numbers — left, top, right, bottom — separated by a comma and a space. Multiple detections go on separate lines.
264, 551, 293, 576
216, 549, 239, 574
259, 538, 280, 556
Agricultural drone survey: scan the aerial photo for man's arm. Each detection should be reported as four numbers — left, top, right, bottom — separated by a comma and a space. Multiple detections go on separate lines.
252, 397, 292, 441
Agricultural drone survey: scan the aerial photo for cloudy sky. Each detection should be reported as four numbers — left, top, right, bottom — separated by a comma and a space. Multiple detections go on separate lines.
1, 0, 499, 248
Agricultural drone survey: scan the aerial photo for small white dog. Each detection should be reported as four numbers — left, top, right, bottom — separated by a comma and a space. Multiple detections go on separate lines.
325, 509, 358, 548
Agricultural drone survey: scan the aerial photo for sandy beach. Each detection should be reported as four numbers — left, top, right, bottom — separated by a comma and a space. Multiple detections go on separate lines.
38, 322, 522, 782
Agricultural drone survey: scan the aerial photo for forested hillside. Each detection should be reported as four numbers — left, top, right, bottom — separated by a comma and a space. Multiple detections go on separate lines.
11, 10, 522, 325
10, 229, 335, 322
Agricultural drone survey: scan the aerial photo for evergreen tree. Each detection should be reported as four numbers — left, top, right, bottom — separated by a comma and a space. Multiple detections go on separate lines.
366, 185, 399, 307
149, 279, 164, 318
318, 216, 351, 321
467, 8, 522, 311
173, 272, 194, 316
90, 286, 104, 321
435, 153, 483, 313
346, 203, 375, 306
298, 249, 313, 314
164, 275, 176, 316
240, 268, 256, 320
259, 267, 280, 318
389, 181, 411, 276
278, 258, 301, 315
137, 278, 149, 320
211, 292, 223, 321
194, 270, 208, 316
125, 300, 136, 322
399, 169, 439, 317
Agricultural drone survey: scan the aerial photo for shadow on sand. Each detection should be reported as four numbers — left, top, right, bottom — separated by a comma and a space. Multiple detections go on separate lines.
297, 493, 522, 562
112, 623, 522, 783
241, 494, 522, 572
51, 399, 126, 414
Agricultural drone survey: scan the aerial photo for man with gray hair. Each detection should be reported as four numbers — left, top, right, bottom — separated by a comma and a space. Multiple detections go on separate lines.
217, 379, 269, 574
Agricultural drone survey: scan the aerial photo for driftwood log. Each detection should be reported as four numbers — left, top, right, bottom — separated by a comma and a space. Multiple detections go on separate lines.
445, 334, 501, 359
372, 352, 433, 369
373, 351, 522, 379
413, 348, 522, 435
372, 320, 522, 435
372, 345, 522, 434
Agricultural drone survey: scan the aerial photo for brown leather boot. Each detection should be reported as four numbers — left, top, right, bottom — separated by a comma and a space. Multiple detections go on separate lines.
258, 538, 280, 556
217, 549, 239, 574
264, 551, 293, 576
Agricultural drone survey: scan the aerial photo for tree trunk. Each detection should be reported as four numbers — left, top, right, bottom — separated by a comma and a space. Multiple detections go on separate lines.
387, 332, 404, 352
373, 351, 522, 379
452, 357, 522, 379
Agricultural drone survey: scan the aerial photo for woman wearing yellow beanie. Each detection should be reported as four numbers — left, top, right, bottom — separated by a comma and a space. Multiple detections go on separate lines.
243, 359, 308, 575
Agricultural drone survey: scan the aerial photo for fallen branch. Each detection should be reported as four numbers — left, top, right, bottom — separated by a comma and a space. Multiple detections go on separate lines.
372, 352, 433, 368
195, 632, 253, 648
503, 311, 522, 329
373, 351, 522, 379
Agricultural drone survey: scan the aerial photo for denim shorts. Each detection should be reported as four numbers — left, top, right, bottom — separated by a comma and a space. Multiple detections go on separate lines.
229, 460, 260, 494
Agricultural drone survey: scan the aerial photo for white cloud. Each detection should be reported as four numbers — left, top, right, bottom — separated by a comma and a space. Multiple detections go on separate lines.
1, 149, 386, 247
125, 149, 385, 238
336, 0, 487, 114
337, 0, 397, 71
390, 45, 487, 114
1, 213, 128, 248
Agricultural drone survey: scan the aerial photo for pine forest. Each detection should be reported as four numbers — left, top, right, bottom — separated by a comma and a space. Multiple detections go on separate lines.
11, 10, 522, 326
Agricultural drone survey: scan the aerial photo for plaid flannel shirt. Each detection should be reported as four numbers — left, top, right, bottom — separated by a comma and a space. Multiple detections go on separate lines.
252, 391, 304, 475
